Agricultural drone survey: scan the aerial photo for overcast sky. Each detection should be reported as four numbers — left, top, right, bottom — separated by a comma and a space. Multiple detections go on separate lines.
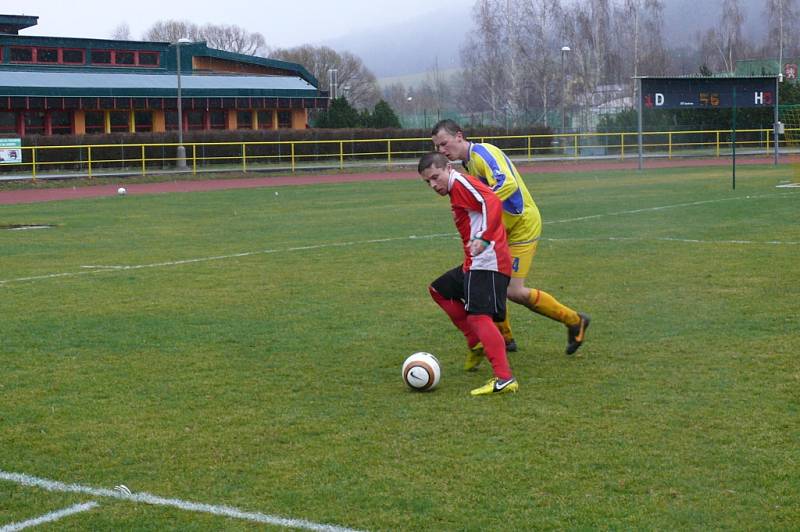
17, 0, 465, 48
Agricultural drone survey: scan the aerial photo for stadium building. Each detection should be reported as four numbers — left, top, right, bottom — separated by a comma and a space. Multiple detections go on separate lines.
0, 14, 328, 137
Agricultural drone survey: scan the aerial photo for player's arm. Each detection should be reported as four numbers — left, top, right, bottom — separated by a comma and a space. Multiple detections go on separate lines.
451, 179, 497, 256
471, 145, 519, 201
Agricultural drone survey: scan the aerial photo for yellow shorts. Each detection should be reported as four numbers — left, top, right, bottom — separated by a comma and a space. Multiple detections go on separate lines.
509, 239, 539, 279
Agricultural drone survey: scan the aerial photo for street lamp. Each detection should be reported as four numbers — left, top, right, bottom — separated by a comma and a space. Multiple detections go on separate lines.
560, 45, 571, 133
175, 37, 191, 169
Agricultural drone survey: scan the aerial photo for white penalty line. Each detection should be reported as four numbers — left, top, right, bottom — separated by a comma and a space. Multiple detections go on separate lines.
0, 501, 99, 531
0, 470, 365, 532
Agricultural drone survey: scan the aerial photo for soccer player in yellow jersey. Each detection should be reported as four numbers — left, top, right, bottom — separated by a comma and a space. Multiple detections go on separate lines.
431, 119, 589, 360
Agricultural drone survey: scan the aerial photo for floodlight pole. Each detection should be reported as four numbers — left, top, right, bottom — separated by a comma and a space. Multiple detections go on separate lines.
175, 38, 191, 169
328, 69, 338, 100
774, 75, 780, 166
560, 46, 570, 133
732, 87, 737, 190
637, 77, 643, 171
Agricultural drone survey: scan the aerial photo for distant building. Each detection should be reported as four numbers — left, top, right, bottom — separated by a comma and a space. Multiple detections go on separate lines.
736, 59, 799, 81
0, 14, 328, 137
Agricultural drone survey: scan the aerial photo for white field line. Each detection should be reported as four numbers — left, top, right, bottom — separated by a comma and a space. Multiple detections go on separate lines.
546, 191, 797, 225
0, 501, 99, 531
2, 192, 798, 287
548, 236, 800, 245
0, 234, 453, 286
0, 470, 365, 532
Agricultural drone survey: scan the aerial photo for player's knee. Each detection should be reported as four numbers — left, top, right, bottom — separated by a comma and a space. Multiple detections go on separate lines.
507, 285, 528, 304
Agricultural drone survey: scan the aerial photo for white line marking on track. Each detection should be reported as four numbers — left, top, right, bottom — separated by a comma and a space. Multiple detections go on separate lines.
0, 470, 365, 532
0, 501, 99, 531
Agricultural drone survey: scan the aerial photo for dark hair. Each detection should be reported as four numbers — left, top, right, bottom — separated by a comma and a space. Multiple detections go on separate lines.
418, 152, 450, 174
430, 119, 463, 137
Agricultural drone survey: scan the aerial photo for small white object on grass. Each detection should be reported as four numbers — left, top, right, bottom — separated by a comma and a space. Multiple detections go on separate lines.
117, 187, 127, 196
114, 484, 132, 495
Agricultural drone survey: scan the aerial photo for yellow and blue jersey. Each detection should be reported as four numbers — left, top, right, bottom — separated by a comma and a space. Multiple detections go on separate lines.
464, 142, 541, 244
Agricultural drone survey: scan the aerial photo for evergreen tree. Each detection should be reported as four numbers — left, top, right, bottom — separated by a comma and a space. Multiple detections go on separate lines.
316, 97, 360, 128
370, 100, 402, 128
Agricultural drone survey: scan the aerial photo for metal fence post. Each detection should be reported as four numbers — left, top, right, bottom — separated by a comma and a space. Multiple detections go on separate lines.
87, 146, 92, 179
242, 142, 247, 173
668, 132, 673, 159
141, 144, 146, 176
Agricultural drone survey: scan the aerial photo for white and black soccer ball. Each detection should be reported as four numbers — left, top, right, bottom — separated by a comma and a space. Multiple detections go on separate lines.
117, 187, 127, 196
402, 352, 441, 391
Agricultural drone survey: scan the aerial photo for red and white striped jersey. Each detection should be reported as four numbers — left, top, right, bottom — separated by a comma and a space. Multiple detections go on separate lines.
447, 169, 512, 276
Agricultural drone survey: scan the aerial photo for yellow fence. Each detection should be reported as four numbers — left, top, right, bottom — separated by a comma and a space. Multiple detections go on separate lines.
1, 127, 796, 181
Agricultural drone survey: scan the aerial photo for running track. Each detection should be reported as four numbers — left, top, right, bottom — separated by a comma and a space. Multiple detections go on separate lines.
1, 156, 794, 205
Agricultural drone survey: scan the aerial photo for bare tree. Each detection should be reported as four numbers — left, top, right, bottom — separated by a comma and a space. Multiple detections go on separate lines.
560, 0, 614, 129
517, 0, 563, 126
382, 82, 411, 116
199, 23, 267, 56
763, 0, 800, 72
142, 20, 200, 43
459, 0, 510, 122
110, 22, 132, 41
610, 0, 667, 100
271, 45, 380, 108
717, 0, 750, 73
142, 20, 266, 56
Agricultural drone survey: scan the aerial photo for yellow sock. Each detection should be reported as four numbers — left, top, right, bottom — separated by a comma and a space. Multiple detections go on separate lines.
494, 312, 514, 342
528, 289, 580, 326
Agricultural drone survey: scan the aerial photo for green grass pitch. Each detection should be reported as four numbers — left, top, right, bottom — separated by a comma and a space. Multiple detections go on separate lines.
1, 164, 798, 530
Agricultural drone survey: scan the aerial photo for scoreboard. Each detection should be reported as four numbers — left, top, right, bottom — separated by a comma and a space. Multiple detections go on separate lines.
640, 77, 777, 109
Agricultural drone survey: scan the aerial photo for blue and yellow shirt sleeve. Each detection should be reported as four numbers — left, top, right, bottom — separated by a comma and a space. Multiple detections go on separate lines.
465, 143, 525, 215
464, 142, 542, 243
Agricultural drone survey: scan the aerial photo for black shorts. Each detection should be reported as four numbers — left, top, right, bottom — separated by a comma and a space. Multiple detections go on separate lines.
430, 266, 509, 321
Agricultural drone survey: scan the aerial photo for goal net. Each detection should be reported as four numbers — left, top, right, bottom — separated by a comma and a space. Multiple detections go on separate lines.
780, 104, 800, 183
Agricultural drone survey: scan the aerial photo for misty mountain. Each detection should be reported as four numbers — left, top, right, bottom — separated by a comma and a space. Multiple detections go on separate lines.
321, 0, 772, 83
320, 4, 471, 78
662, 0, 767, 43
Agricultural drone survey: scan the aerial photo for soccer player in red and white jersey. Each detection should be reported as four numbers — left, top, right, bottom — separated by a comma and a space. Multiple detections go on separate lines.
418, 152, 518, 396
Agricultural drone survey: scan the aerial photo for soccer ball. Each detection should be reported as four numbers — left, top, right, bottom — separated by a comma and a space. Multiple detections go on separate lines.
117, 187, 127, 196
402, 352, 441, 391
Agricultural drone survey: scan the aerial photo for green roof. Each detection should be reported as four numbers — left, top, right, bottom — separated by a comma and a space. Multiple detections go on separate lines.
0, 14, 38, 34
0, 70, 321, 98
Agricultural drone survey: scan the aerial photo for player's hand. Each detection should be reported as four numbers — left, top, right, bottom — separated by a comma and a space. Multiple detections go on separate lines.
469, 238, 488, 256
